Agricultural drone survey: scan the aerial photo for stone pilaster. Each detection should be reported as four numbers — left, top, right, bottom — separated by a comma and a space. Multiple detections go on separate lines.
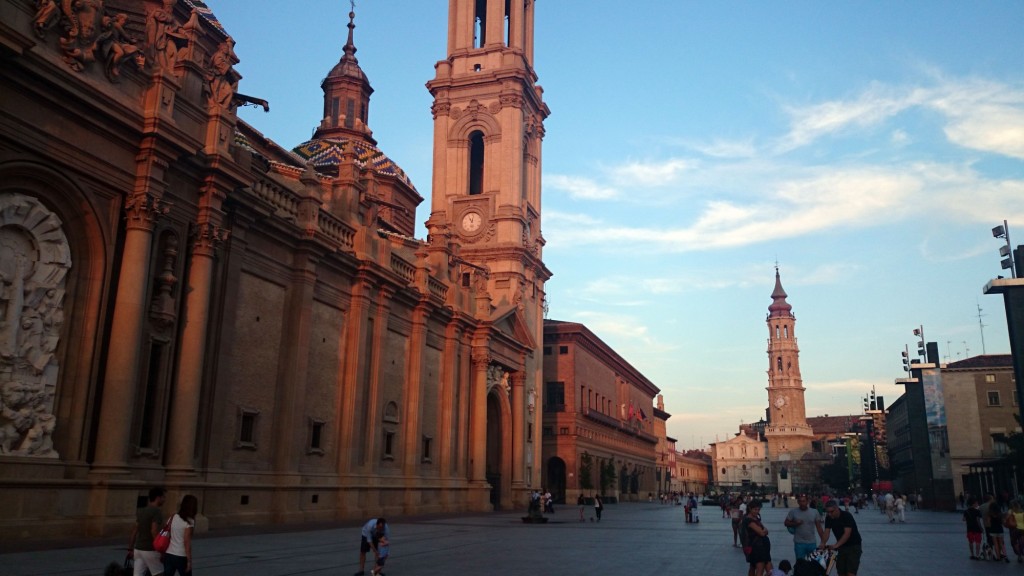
469, 349, 490, 484
93, 192, 169, 471
165, 217, 228, 476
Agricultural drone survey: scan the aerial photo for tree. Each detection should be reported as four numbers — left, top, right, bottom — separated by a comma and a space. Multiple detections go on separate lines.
600, 458, 617, 494
579, 452, 594, 491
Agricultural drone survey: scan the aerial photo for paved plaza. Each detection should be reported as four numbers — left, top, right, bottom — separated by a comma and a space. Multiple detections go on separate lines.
0, 502, 995, 576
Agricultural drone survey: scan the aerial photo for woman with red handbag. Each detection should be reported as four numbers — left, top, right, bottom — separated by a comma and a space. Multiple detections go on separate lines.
163, 495, 198, 576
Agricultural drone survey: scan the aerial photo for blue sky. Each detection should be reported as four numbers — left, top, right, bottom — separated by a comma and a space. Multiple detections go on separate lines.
213, 1, 1024, 449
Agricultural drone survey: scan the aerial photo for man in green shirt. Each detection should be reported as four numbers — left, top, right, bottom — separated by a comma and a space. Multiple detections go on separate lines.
129, 486, 167, 576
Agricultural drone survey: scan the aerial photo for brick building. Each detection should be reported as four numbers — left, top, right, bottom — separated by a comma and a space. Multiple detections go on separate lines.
541, 320, 660, 503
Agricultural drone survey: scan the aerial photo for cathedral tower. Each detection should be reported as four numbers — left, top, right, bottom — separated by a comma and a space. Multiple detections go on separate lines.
764, 268, 814, 490
425, 1, 551, 509
425, 0, 550, 308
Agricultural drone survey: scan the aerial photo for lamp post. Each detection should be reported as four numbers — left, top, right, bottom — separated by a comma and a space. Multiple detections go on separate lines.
984, 220, 1024, 428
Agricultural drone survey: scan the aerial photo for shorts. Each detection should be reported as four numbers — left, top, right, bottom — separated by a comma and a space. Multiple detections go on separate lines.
360, 535, 381, 554
836, 544, 862, 575
967, 531, 982, 544
794, 542, 817, 560
133, 549, 163, 576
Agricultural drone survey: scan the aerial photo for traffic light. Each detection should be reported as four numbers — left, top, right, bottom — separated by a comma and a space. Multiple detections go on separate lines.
901, 350, 910, 372
917, 340, 926, 357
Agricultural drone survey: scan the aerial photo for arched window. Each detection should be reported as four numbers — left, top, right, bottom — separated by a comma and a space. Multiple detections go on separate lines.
775, 325, 780, 338
784, 325, 789, 339
777, 357, 783, 372
473, 0, 487, 48
468, 131, 485, 195
730, 447, 734, 457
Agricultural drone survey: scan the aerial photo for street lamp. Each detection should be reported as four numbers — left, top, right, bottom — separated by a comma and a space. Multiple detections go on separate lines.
984, 220, 1024, 433
993, 220, 1017, 278
913, 326, 926, 359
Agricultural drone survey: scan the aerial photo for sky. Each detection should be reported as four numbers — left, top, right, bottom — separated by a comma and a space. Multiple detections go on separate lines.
211, 1, 1024, 450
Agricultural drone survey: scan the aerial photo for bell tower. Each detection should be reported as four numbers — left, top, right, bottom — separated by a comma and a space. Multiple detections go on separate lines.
425, 0, 551, 317
764, 268, 814, 483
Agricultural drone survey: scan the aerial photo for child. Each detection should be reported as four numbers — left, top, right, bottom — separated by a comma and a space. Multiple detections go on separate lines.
963, 497, 984, 560
370, 536, 389, 576
767, 559, 791, 576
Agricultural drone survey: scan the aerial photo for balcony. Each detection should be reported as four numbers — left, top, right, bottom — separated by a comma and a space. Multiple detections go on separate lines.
583, 408, 621, 430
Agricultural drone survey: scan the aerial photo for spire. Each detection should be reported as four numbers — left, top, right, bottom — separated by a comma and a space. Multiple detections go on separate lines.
342, 5, 357, 64
768, 266, 793, 318
313, 2, 375, 144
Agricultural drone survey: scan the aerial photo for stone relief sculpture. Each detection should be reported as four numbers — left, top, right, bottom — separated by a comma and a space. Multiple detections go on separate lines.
204, 37, 240, 111
30, 0, 144, 81
145, 0, 190, 77
0, 193, 71, 458
486, 365, 511, 398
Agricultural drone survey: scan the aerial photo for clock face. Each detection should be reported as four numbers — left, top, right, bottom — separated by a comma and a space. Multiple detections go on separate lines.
461, 211, 482, 233
774, 396, 786, 408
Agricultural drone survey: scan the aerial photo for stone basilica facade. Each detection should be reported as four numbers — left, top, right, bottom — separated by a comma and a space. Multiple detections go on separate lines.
0, 0, 549, 540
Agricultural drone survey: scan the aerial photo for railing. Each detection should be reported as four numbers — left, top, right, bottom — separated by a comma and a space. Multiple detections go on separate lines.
583, 408, 620, 429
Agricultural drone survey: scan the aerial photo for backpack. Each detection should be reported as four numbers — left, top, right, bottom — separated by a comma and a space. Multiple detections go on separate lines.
739, 517, 752, 553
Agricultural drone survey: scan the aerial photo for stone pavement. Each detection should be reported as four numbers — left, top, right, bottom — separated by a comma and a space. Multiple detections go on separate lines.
0, 502, 993, 575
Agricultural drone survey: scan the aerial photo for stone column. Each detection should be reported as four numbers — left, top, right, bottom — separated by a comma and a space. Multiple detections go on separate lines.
403, 304, 428, 475
469, 349, 490, 484
337, 278, 372, 472
165, 218, 227, 476
510, 371, 526, 495
92, 192, 167, 470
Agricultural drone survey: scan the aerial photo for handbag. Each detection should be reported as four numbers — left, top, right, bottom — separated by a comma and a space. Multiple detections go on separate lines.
153, 516, 173, 553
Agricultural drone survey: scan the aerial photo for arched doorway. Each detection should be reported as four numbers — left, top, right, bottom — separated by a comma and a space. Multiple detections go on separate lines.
547, 457, 566, 504
486, 391, 503, 509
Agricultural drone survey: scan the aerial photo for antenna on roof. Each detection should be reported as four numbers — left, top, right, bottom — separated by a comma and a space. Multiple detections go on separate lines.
977, 301, 987, 355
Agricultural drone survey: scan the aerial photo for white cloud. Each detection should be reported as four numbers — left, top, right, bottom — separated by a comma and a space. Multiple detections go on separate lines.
546, 174, 619, 200
608, 158, 695, 188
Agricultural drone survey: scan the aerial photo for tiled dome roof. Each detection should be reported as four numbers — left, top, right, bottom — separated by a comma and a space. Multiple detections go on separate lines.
292, 138, 415, 189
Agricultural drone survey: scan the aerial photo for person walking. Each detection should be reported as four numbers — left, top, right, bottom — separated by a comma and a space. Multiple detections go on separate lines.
742, 501, 771, 576
163, 495, 198, 576
987, 499, 1010, 562
784, 494, 825, 563
594, 494, 604, 522
577, 493, 586, 522
128, 486, 167, 576
1006, 499, 1024, 563
355, 517, 390, 576
964, 497, 985, 560
730, 497, 744, 547
821, 500, 862, 576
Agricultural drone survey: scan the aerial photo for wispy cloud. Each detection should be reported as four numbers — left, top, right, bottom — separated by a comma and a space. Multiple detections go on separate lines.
546, 174, 619, 200
545, 75, 1024, 253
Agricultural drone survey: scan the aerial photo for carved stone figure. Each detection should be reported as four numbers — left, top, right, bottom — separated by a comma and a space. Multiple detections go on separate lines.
205, 37, 240, 110
32, 0, 60, 37
0, 193, 70, 458
146, 0, 189, 77
31, 0, 142, 81
96, 12, 145, 81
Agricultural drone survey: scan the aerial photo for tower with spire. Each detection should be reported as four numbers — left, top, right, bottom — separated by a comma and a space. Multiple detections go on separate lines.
764, 267, 814, 491
291, 6, 422, 236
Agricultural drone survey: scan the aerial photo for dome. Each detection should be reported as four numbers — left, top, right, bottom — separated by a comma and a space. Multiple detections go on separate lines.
292, 137, 415, 189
